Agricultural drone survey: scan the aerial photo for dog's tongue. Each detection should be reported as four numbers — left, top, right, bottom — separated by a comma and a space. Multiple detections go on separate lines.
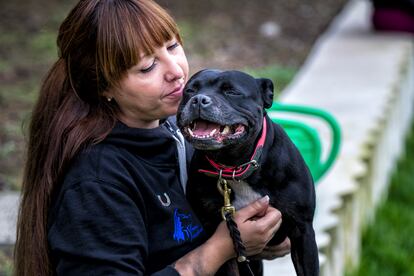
193, 120, 220, 136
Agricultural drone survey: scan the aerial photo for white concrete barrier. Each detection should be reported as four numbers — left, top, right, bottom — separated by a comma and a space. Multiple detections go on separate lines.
0, 192, 19, 246
264, 0, 414, 275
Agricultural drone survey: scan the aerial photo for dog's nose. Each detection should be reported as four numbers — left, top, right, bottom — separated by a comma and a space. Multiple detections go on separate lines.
191, 95, 212, 107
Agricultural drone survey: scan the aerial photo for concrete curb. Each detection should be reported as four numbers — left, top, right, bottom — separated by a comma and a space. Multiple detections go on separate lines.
0, 192, 20, 246
264, 0, 414, 275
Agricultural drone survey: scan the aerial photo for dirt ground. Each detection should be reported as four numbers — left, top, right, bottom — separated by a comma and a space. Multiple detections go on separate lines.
0, 0, 348, 191
0, 0, 349, 73
158, 0, 349, 71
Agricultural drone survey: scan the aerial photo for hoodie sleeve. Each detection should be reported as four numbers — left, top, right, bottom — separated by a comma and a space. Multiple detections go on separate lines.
47, 179, 179, 276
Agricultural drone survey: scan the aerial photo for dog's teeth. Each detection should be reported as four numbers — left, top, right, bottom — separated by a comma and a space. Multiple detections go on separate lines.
210, 129, 217, 136
188, 128, 194, 136
221, 125, 230, 135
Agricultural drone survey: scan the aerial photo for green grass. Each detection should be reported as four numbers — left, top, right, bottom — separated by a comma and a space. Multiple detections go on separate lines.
347, 121, 414, 276
178, 18, 297, 95
0, 7, 296, 191
245, 65, 297, 98
0, 0, 77, 190
0, 247, 13, 276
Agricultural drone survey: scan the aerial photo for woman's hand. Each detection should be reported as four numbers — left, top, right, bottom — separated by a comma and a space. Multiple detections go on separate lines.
212, 195, 283, 258
174, 196, 283, 275
231, 195, 283, 256
251, 238, 291, 260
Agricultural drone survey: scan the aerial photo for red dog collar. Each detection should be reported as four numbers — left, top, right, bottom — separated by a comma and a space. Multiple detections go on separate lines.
198, 117, 267, 181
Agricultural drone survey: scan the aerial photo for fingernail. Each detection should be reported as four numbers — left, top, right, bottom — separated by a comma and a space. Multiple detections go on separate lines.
259, 195, 270, 204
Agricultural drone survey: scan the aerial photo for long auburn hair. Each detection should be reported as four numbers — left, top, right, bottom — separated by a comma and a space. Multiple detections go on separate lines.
14, 0, 182, 275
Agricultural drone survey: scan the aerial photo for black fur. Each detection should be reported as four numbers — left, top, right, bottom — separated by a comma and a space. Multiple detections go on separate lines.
177, 69, 319, 276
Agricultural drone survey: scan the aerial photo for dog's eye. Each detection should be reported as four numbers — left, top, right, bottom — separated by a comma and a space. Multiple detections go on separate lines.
224, 89, 241, 96
185, 88, 195, 94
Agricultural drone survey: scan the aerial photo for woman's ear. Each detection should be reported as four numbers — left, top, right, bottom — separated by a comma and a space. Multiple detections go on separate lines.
102, 89, 115, 102
256, 78, 274, 109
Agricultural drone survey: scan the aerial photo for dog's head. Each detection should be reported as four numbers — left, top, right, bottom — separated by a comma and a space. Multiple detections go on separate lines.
177, 69, 274, 151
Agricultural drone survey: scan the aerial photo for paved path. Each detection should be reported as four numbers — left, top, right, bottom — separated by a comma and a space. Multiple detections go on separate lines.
0, 192, 19, 246
265, 0, 413, 275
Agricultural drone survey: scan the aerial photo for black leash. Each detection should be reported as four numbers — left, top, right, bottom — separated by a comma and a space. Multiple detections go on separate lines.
224, 212, 255, 276
217, 174, 255, 276
198, 118, 269, 275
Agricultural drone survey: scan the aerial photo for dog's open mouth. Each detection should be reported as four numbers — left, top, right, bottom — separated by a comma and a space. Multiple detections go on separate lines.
184, 119, 246, 143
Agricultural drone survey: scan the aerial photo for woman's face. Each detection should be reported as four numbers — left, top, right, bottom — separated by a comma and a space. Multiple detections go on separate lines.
106, 38, 189, 128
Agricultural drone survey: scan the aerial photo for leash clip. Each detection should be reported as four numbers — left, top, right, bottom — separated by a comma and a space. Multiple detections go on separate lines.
217, 170, 236, 220
217, 172, 253, 274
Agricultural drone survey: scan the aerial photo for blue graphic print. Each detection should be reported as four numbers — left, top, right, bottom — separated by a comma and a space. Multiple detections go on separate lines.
173, 208, 203, 243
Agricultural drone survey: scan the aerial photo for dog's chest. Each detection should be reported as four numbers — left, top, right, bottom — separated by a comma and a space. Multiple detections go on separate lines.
227, 180, 263, 210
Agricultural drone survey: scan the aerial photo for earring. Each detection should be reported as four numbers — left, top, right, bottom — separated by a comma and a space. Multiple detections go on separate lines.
106, 97, 112, 102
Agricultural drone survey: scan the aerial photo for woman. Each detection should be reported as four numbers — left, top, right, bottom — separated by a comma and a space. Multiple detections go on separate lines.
14, 0, 289, 275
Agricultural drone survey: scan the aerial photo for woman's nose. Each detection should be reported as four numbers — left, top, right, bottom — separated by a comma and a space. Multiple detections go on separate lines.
164, 55, 184, 82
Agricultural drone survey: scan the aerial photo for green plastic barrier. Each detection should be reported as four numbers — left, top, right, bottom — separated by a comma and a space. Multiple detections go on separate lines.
267, 103, 341, 183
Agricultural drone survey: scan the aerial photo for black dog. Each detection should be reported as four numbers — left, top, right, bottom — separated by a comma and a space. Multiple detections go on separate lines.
177, 69, 318, 276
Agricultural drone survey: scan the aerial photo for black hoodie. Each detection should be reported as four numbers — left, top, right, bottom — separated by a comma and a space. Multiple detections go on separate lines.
47, 120, 207, 275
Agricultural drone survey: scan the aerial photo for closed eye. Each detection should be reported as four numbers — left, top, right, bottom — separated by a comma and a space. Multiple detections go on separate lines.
167, 42, 180, 51
224, 89, 241, 96
185, 88, 195, 94
221, 82, 240, 96
140, 60, 157, 73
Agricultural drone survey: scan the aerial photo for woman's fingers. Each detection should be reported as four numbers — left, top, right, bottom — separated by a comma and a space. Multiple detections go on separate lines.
250, 237, 291, 260
232, 198, 284, 256
264, 238, 291, 259
256, 206, 282, 232
234, 195, 270, 221
274, 237, 291, 256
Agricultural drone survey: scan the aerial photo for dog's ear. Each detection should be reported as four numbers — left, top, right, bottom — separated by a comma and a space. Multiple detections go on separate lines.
256, 78, 274, 109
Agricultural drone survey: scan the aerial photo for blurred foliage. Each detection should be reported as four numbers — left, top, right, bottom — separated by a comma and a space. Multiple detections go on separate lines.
0, 0, 297, 191
245, 65, 297, 98
0, 0, 76, 189
347, 121, 414, 276
0, 246, 13, 276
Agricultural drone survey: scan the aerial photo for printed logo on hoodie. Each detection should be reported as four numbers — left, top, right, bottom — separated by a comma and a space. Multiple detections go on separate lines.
173, 208, 203, 243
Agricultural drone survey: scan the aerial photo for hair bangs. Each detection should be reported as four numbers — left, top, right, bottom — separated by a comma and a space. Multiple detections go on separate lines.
96, 0, 181, 89
136, 1, 182, 56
